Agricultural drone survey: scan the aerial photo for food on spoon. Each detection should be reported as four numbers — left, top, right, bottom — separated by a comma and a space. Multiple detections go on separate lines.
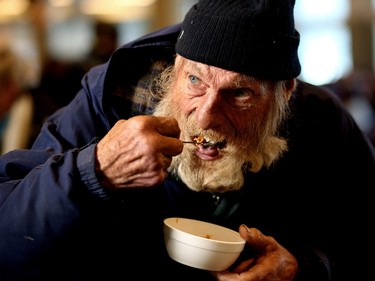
191, 135, 227, 149
193, 135, 207, 145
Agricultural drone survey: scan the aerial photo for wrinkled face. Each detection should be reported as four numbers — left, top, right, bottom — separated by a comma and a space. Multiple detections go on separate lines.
153, 55, 292, 193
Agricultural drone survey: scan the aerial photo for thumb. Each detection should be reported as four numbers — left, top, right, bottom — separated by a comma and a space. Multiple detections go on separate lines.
239, 224, 276, 252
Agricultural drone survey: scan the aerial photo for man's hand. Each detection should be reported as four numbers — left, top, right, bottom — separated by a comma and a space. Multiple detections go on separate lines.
96, 116, 183, 189
212, 225, 298, 281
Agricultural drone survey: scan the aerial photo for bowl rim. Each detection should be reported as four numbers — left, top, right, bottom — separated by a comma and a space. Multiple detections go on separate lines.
163, 217, 246, 252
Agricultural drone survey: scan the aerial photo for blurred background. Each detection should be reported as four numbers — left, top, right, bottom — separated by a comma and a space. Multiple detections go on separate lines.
1, 0, 375, 152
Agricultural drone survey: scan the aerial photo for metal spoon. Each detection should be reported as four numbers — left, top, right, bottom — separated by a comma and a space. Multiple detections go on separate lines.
182, 140, 227, 148
182, 141, 217, 147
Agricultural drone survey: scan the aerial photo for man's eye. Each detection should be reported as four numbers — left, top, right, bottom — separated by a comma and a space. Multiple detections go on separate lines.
225, 88, 254, 100
232, 89, 250, 97
188, 75, 200, 85
222, 88, 255, 108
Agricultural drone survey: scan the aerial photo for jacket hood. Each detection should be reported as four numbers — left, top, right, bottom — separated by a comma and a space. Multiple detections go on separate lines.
83, 24, 181, 128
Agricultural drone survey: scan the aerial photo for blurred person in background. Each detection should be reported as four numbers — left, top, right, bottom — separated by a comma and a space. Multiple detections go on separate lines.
30, 21, 119, 144
325, 70, 375, 146
0, 42, 34, 154
0, 0, 374, 281
80, 20, 119, 72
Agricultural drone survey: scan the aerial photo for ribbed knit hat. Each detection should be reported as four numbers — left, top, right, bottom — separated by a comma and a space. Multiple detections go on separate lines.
175, 0, 301, 80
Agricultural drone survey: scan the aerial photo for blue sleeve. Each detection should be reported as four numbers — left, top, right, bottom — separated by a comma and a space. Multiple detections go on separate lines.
0, 64, 113, 276
77, 142, 110, 200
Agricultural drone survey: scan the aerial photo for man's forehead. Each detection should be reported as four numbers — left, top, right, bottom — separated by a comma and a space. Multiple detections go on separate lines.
183, 58, 259, 86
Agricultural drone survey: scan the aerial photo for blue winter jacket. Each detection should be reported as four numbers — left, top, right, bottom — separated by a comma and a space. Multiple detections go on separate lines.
0, 23, 374, 281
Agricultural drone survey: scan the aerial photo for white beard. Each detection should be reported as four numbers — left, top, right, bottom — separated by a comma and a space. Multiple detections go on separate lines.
170, 142, 246, 193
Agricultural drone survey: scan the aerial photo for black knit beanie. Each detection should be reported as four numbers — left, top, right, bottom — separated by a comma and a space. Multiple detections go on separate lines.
175, 0, 301, 80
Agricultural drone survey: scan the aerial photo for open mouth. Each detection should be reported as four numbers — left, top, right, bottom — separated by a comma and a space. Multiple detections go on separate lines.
183, 135, 227, 149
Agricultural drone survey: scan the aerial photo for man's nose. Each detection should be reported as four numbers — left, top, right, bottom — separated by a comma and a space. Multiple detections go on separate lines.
195, 92, 225, 130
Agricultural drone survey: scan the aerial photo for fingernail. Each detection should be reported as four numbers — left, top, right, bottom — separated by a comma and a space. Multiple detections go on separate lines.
241, 224, 250, 232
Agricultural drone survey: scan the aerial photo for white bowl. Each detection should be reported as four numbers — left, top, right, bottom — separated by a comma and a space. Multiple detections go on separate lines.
163, 217, 246, 271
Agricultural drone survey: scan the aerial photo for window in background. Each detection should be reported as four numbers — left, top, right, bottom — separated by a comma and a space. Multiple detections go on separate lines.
47, 17, 93, 61
118, 20, 150, 45
177, 0, 198, 20
295, 0, 352, 85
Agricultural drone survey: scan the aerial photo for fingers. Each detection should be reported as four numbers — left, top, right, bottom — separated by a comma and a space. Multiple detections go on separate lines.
95, 116, 183, 189
234, 225, 298, 281
214, 226, 298, 281
154, 116, 181, 138
128, 115, 183, 157
230, 258, 256, 274
155, 116, 185, 156
239, 224, 276, 251
160, 135, 184, 157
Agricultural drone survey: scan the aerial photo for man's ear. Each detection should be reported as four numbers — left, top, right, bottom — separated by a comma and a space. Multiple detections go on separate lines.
284, 79, 296, 101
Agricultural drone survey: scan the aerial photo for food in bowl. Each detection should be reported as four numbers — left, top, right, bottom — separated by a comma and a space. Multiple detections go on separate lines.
163, 217, 246, 271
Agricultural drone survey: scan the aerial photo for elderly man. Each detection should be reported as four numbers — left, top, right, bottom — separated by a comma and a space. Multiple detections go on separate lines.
0, 0, 374, 281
